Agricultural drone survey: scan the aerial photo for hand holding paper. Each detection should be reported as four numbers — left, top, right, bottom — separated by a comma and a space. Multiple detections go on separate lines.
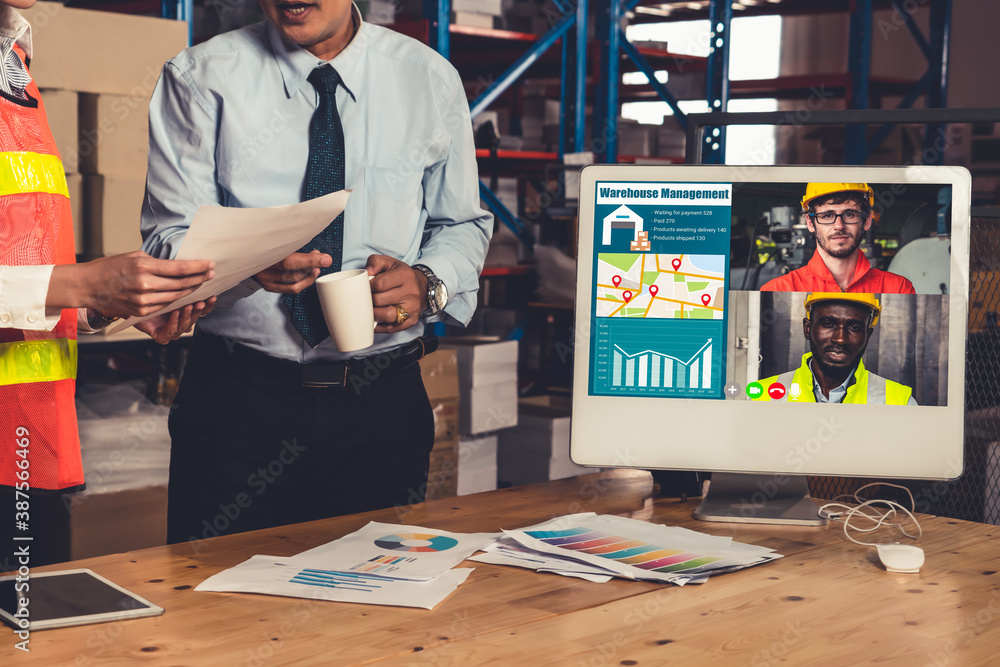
107, 190, 351, 334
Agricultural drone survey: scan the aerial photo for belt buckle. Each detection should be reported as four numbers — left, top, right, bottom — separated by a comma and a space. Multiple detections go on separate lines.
302, 362, 349, 388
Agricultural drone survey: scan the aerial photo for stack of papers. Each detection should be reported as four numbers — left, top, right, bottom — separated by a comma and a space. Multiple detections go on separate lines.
196, 522, 498, 609
471, 513, 781, 585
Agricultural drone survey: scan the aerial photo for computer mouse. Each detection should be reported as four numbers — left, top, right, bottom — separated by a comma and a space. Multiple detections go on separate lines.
876, 543, 925, 573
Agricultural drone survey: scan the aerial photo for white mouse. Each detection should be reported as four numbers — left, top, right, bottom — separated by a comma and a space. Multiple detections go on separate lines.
876, 543, 925, 573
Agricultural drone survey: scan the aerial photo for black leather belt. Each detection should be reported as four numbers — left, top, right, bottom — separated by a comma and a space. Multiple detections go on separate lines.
195, 332, 439, 389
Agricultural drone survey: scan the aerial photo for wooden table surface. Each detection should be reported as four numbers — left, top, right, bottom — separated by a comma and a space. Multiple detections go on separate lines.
5, 469, 1000, 666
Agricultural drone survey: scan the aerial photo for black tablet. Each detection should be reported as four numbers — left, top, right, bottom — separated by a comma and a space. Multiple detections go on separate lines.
0, 569, 164, 631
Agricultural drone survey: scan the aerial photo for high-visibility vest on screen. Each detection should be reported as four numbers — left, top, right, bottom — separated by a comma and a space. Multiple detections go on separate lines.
0, 44, 84, 491
755, 353, 913, 405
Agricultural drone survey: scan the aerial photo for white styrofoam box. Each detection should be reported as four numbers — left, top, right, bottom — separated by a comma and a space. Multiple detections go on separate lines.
452, 11, 495, 28
457, 465, 498, 495
457, 434, 498, 495
442, 338, 518, 387
544, 99, 561, 125
498, 448, 594, 486
467, 382, 518, 435
459, 434, 498, 469
495, 176, 518, 214
452, 0, 502, 15
563, 170, 581, 200
75, 384, 170, 493
442, 338, 519, 435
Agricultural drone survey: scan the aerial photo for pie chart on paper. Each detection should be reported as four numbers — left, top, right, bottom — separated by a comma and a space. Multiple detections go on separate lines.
374, 533, 459, 553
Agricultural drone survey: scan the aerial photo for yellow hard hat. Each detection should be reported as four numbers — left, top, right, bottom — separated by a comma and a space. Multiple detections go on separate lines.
801, 183, 874, 212
804, 292, 881, 329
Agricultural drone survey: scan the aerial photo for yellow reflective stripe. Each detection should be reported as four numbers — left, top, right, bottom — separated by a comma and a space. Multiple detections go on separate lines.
0, 338, 77, 386
0, 151, 69, 198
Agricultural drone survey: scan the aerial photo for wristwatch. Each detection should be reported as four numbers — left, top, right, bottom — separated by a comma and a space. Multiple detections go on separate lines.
87, 309, 120, 330
413, 264, 448, 318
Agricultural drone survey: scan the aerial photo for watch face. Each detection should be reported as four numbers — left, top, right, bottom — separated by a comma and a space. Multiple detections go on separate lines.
433, 281, 448, 311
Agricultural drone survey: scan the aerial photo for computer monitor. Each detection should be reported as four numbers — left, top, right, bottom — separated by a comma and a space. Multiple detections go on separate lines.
570, 165, 971, 525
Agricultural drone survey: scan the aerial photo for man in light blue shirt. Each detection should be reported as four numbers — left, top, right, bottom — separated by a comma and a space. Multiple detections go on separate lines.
141, 0, 492, 544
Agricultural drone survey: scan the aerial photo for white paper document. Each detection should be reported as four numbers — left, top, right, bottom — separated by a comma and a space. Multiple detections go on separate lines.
289, 521, 499, 581
501, 513, 781, 585
107, 190, 351, 334
469, 537, 616, 583
195, 555, 473, 610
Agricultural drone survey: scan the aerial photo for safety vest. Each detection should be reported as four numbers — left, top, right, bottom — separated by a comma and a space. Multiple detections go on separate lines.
754, 353, 913, 405
0, 43, 84, 491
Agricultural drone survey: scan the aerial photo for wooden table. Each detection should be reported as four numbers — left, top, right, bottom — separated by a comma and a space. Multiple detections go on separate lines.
6, 469, 1000, 666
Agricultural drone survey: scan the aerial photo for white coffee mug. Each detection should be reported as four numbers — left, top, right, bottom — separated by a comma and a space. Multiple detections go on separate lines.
314, 269, 377, 352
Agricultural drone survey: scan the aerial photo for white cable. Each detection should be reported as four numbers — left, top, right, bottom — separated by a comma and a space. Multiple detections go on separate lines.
817, 483, 923, 548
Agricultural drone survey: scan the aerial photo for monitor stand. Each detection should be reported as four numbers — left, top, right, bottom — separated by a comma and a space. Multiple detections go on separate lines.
692, 472, 827, 526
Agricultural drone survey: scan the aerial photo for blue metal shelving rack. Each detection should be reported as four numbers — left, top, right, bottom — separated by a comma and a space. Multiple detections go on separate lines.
414, 0, 954, 231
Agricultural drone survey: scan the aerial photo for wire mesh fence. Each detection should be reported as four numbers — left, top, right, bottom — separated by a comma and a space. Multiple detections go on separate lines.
809, 212, 1000, 523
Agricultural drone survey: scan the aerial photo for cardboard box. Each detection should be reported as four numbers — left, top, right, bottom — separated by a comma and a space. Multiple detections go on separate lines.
420, 348, 459, 401
78, 93, 150, 176
40, 89, 78, 173
426, 447, 458, 500
66, 173, 83, 255
441, 337, 519, 435
84, 174, 145, 257
23, 2, 187, 96
67, 486, 168, 560
30, 485, 168, 564
421, 349, 461, 499
420, 348, 460, 450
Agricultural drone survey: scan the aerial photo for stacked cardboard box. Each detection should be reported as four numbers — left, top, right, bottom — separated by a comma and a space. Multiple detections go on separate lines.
498, 395, 594, 486
40, 89, 84, 253
22, 2, 187, 258
59, 383, 172, 560
440, 337, 519, 495
631, 230, 650, 252
419, 348, 461, 500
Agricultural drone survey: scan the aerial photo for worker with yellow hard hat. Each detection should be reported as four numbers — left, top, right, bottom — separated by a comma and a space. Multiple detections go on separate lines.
753, 292, 916, 405
760, 183, 916, 294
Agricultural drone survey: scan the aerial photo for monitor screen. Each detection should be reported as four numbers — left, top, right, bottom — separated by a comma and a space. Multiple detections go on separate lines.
571, 166, 970, 493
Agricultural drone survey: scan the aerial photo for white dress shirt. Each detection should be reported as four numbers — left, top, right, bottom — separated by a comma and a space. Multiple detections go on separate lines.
141, 7, 492, 362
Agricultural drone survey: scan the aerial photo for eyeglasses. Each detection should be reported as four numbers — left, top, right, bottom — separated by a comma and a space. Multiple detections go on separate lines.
811, 210, 865, 225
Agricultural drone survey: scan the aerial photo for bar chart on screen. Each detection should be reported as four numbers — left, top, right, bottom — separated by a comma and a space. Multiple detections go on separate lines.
591, 319, 724, 399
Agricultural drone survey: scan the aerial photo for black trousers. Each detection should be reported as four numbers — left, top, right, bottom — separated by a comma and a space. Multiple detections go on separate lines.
166, 333, 435, 544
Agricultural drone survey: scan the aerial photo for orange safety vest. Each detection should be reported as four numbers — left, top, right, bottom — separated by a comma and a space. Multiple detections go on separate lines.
0, 43, 84, 491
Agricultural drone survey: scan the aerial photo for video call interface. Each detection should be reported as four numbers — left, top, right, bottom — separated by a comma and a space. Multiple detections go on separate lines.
587, 180, 953, 407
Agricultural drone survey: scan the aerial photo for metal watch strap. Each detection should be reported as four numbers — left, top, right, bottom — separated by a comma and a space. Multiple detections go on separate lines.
413, 264, 442, 318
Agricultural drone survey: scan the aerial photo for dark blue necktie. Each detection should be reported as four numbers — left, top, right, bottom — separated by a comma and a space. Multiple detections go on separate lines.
283, 65, 346, 348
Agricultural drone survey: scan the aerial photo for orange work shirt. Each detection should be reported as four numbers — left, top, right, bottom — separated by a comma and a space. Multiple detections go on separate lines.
759, 249, 916, 294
